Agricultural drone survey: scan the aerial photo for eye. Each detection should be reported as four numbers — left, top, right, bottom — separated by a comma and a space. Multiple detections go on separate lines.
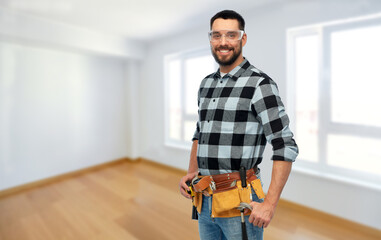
227, 32, 237, 38
212, 32, 221, 38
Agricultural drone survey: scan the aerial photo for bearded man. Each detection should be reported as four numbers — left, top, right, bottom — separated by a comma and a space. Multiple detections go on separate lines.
179, 10, 299, 240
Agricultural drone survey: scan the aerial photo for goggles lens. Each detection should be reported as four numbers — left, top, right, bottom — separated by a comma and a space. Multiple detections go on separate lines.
208, 30, 244, 42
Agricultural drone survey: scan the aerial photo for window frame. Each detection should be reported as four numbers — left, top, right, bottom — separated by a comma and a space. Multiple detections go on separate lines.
287, 16, 381, 189
164, 48, 216, 149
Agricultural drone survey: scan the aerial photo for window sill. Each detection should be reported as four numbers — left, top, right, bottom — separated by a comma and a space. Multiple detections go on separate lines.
292, 165, 381, 192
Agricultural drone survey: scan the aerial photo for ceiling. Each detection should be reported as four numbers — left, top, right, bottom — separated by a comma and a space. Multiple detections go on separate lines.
0, 0, 283, 42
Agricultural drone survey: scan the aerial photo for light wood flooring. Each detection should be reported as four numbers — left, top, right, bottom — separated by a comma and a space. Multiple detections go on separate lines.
0, 159, 380, 240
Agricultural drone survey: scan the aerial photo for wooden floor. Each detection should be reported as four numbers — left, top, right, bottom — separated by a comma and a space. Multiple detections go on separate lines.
0, 160, 380, 240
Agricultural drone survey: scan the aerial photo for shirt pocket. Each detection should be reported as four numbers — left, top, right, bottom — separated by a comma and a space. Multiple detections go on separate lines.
232, 100, 251, 134
219, 101, 240, 133
223, 97, 240, 111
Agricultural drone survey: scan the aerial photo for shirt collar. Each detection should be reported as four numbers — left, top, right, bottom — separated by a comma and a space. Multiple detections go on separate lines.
212, 58, 251, 81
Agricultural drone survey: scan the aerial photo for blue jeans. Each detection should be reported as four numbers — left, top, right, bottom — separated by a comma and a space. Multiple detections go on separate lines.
198, 187, 264, 240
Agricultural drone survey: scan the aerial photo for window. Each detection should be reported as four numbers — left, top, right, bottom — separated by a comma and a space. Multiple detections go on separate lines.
288, 15, 381, 187
164, 49, 216, 148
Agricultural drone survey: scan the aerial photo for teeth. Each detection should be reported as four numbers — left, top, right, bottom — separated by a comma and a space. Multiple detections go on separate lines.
220, 50, 229, 53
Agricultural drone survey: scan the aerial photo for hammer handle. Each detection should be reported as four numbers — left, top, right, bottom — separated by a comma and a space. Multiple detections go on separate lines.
241, 210, 248, 240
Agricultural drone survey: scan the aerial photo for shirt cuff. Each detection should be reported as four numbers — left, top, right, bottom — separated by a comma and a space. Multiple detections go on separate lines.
271, 143, 299, 162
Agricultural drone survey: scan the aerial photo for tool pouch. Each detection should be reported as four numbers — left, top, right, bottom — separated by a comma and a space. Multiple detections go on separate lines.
251, 178, 265, 199
193, 191, 203, 213
211, 180, 252, 218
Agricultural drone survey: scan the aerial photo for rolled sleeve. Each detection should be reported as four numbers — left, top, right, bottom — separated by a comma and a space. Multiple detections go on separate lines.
192, 86, 202, 141
251, 78, 299, 162
192, 121, 200, 141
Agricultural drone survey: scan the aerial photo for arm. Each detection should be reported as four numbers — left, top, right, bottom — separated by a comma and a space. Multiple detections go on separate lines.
248, 77, 298, 227
179, 140, 199, 199
187, 140, 199, 174
248, 160, 292, 228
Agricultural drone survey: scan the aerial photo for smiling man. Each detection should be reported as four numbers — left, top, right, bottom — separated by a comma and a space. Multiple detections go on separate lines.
179, 10, 298, 240
210, 16, 245, 71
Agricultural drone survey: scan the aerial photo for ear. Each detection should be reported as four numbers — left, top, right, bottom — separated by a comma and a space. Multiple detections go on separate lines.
242, 33, 247, 47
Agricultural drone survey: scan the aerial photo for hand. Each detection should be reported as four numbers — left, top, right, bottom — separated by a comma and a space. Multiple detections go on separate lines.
245, 200, 276, 228
179, 172, 197, 199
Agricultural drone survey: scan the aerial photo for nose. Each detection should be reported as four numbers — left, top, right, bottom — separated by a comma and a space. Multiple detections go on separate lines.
220, 34, 227, 45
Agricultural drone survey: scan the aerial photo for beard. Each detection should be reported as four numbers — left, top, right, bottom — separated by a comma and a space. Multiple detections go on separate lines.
211, 41, 242, 66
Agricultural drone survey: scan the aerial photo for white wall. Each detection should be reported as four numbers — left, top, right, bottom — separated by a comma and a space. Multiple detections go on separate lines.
138, 0, 381, 230
0, 41, 131, 190
0, 8, 143, 191
125, 60, 141, 159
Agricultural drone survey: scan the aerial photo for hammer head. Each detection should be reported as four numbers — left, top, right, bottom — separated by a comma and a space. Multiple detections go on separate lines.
237, 202, 253, 211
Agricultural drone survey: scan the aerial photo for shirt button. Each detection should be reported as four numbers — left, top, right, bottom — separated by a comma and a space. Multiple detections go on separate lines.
213, 99, 215, 102
207, 120, 210, 123
220, 81, 223, 83
202, 141, 205, 143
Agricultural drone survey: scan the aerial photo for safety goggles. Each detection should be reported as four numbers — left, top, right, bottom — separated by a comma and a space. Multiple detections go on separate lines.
208, 30, 244, 42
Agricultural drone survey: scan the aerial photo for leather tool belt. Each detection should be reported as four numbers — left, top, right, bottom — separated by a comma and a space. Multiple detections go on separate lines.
191, 167, 265, 218
192, 167, 258, 195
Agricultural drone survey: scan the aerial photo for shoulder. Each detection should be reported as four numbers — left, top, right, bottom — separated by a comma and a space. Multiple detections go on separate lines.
199, 72, 216, 88
242, 65, 277, 88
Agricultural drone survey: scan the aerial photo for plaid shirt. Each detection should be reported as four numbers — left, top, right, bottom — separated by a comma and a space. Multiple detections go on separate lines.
193, 59, 298, 176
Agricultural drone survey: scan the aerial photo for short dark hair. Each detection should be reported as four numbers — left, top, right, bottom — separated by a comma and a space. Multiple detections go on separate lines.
210, 10, 245, 31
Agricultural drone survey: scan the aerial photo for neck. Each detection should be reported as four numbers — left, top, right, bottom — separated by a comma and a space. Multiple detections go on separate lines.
219, 55, 244, 73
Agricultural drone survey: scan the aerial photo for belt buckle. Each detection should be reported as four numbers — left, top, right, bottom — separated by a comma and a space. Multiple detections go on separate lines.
209, 180, 216, 191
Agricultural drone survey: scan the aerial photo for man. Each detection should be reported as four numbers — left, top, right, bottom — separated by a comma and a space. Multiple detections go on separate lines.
179, 10, 298, 240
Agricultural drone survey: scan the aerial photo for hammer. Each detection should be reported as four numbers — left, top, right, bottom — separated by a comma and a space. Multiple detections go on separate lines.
238, 166, 252, 240
237, 202, 253, 240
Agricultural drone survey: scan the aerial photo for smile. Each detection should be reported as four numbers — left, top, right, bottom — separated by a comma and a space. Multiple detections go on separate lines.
218, 49, 232, 55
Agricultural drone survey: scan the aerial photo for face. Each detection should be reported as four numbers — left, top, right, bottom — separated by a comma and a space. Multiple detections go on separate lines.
210, 18, 247, 68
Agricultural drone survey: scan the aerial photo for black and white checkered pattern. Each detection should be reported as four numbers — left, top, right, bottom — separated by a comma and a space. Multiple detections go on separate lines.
193, 59, 298, 175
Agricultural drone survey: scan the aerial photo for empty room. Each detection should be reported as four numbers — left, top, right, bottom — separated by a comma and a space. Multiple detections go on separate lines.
1, 0, 381, 239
